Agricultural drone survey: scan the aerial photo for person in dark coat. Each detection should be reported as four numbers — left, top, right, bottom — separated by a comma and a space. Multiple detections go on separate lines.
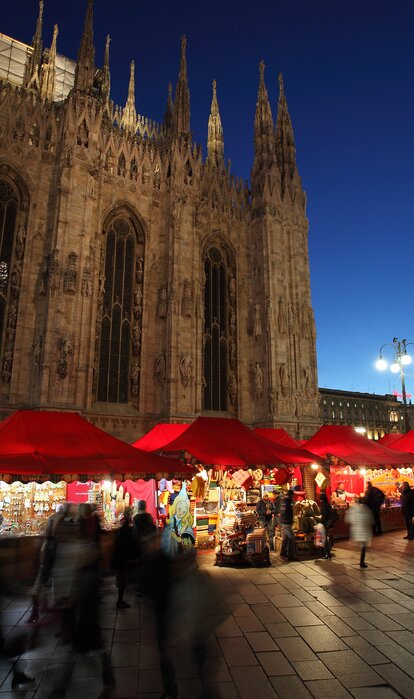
133, 500, 157, 556
364, 482, 385, 536
319, 492, 334, 559
256, 493, 276, 550
113, 507, 136, 608
279, 490, 299, 561
400, 482, 414, 540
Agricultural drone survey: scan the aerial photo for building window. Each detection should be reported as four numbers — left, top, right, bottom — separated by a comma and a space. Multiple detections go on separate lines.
97, 214, 144, 403
203, 244, 236, 412
0, 179, 23, 384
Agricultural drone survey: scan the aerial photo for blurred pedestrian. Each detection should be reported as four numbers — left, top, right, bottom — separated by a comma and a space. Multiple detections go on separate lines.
256, 492, 276, 550
27, 503, 64, 624
400, 482, 414, 540
364, 481, 385, 536
113, 506, 135, 609
319, 492, 334, 559
279, 490, 299, 562
133, 500, 157, 596
345, 498, 374, 568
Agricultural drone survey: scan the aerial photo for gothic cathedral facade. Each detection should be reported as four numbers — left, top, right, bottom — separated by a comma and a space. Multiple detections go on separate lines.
0, 1, 320, 441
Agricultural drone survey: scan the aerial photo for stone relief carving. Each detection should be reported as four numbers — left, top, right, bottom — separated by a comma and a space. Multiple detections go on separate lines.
157, 282, 168, 318
81, 257, 92, 297
1, 350, 13, 383
279, 363, 289, 397
278, 297, 287, 334
253, 304, 262, 340
97, 273, 105, 306
57, 335, 73, 379
154, 352, 166, 385
303, 368, 312, 399
290, 303, 300, 335
254, 362, 264, 401
7, 305, 17, 329
181, 279, 193, 317
15, 225, 26, 260
229, 307, 236, 337
135, 256, 143, 284
11, 263, 22, 297
179, 353, 193, 388
229, 276, 236, 306
63, 252, 77, 293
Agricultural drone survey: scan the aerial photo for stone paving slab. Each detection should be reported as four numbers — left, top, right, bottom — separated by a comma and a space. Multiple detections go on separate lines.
2, 530, 414, 698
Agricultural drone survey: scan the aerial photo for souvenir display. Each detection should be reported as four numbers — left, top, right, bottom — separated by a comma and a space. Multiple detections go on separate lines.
0, 481, 67, 535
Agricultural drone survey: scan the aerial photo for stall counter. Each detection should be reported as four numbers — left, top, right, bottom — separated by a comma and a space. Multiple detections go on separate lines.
333, 505, 405, 540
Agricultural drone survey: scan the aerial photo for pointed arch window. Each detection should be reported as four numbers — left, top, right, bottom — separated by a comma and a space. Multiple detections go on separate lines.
96, 214, 144, 404
203, 244, 237, 412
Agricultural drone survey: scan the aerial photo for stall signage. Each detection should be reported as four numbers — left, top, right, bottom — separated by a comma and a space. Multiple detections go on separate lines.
370, 471, 414, 490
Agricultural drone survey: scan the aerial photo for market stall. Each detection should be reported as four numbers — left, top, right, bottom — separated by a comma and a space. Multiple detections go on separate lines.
303, 425, 414, 538
0, 410, 190, 578
158, 416, 318, 561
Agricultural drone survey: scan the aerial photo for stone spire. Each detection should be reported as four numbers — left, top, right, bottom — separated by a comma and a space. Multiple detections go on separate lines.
207, 80, 224, 169
101, 34, 111, 105
40, 23, 58, 101
275, 73, 296, 179
23, 0, 44, 91
253, 61, 275, 172
173, 36, 191, 135
74, 0, 95, 92
120, 60, 138, 134
163, 82, 174, 130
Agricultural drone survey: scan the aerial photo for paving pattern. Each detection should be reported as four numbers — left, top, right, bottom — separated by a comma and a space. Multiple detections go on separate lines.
2, 530, 414, 698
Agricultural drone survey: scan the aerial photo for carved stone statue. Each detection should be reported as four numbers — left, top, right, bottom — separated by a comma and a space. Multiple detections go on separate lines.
181, 279, 192, 317
154, 352, 166, 385
63, 252, 77, 293
2, 350, 13, 383
269, 388, 278, 416
157, 283, 168, 319
32, 335, 43, 365
253, 304, 262, 340
303, 367, 312, 399
179, 353, 193, 388
49, 250, 60, 292
132, 324, 141, 355
228, 372, 238, 406
7, 305, 17, 329
229, 276, 236, 305
133, 286, 143, 317
97, 274, 105, 306
279, 363, 289, 397
254, 362, 264, 400
58, 335, 73, 379
229, 342, 236, 370
81, 262, 92, 297
229, 307, 236, 337
130, 363, 140, 395
11, 264, 21, 289
278, 297, 287, 334
135, 256, 143, 284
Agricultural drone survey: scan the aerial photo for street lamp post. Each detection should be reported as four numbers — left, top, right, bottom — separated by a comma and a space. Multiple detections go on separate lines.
376, 337, 413, 433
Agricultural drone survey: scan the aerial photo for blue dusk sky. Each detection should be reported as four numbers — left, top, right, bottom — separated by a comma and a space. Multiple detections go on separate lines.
3, 0, 414, 398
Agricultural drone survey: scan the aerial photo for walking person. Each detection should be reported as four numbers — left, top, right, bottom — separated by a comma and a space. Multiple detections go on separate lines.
279, 490, 299, 562
345, 498, 374, 568
113, 507, 135, 609
256, 492, 276, 551
364, 481, 385, 536
400, 482, 414, 540
319, 492, 335, 559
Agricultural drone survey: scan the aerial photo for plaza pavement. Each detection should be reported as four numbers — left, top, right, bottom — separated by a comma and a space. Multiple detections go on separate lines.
2, 530, 414, 699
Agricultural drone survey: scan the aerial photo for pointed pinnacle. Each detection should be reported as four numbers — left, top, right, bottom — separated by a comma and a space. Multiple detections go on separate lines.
51, 24, 58, 49
128, 60, 135, 100
259, 60, 265, 84
278, 72, 285, 98
104, 34, 111, 61
180, 35, 187, 77
211, 79, 219, 116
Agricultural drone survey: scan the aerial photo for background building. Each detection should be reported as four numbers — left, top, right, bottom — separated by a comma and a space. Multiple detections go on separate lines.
319, 388, 414, 439
0, 1, 320, 440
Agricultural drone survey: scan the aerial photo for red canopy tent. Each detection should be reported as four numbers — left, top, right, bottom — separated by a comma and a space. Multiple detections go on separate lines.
254, 428, 302, 449
378, 433, 403, 446
132, 423, 190, 452
0, 410, 190, 475
384, 430, 414, 454
160, 416, 320, 466
304, 425, 413, 467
